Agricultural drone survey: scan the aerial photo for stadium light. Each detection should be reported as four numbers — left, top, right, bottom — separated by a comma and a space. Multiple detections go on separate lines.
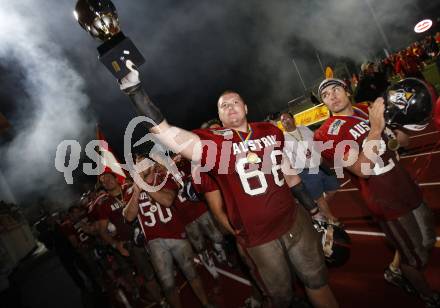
414, 19, 433, 33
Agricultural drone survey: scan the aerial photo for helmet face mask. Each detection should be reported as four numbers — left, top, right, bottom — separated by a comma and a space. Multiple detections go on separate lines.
385, 78, 433, 131
313, 220, 351, 267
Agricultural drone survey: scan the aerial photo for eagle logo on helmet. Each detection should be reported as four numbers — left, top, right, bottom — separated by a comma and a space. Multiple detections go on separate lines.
387, 89, 415, 115
385, 78, 433, 131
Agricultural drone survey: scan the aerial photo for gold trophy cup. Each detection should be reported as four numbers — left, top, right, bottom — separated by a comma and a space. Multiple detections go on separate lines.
74, 0, 145, 79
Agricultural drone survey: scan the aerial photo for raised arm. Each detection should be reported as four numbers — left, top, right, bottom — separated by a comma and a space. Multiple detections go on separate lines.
120, 61, 202, 161
148, 187, 177, 208
123, 184, 141, 222
344, 98, 386, 179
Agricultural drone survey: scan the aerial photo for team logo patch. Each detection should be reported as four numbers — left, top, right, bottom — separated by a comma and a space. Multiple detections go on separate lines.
387, 89, 415, 115
327, 119, 346, 135
211, 128, 233, 136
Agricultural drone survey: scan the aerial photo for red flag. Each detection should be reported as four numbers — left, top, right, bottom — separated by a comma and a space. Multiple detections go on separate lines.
434, 96, 440, 131
96, 125, 126, 184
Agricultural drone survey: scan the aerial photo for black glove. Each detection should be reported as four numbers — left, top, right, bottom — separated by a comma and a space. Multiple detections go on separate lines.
183, 180, 202, 202
290, 182, 319, 215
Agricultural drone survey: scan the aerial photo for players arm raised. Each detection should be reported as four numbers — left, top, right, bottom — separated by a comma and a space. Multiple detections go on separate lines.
343, 98, 386, 178
120, 61, 202, 162
124, 159, 177, 222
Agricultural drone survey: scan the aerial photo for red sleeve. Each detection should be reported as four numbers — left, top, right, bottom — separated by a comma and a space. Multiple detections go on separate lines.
97, 196, 112, 221
314, 119, 354, 163
87, 193, 105, 222
192, 128, 227, 172
193, 172, 219, 194
122, 184, 134, 203
163, 176, 179, 191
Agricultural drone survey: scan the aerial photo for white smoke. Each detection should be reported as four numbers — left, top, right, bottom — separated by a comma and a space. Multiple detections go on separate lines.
0, 0, 94, 205
249, 0, 420, 105
114, 0, 422, 113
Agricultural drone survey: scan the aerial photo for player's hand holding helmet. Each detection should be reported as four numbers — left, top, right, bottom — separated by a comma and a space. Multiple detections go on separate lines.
312, 219, 351, 267
384, 78, 433, 131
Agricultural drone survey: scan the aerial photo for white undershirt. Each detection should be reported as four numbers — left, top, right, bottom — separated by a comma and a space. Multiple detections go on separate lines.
283, 126, 321, 170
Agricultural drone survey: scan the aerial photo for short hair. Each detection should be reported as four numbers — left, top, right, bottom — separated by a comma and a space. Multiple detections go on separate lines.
200, 118, 222, 129
279, 111, 293, 118
99, 171, 116, 180
218, 90, 244, 103
98, 172, 118, 187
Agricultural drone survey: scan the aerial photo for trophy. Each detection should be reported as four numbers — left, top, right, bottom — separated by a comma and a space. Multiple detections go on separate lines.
74, 0, 145, 79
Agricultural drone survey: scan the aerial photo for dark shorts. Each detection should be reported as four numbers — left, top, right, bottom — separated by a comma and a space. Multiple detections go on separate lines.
238, 206, 328, 308
299, 169, 340, 200
379, 203, 436, 269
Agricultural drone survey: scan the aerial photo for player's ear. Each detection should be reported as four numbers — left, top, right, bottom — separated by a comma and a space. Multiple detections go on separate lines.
245, 104, 248, 115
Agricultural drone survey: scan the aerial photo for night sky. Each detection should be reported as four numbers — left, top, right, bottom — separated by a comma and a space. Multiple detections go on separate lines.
0, 0, 439, 205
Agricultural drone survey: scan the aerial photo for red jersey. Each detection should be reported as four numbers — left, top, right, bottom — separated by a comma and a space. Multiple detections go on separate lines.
193, 122, 297, 247
96, 183, 134, 241
172, 159, 208, 225
192, 171, 219, 194
314, 105, 422, 220
60, 215, 94, 247
87, 192, 106, 222
137, 177, 186, 241
59, 219, 76, 240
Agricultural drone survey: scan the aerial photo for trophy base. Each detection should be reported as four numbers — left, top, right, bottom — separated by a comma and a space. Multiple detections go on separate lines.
97, 32, 145, 79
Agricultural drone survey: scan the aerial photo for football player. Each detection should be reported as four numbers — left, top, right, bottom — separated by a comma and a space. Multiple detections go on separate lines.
123, 156, 214, 308
117, 62, 338, 308
314, 78, 438, 306
279, 112, 340, 224
96, 172, 164, 305
64, 204, 105, 292
171, 154, 227, 277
